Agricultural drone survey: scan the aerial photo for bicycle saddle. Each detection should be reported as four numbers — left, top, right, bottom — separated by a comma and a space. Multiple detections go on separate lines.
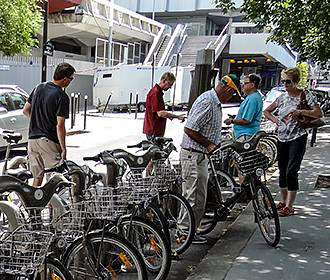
220, 131, 267, 153
109, 146, 166, 169
4, 167, 33, 181
0, 173, 73, 208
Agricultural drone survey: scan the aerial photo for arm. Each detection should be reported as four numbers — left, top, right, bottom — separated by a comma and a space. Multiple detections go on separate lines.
184, 127, 216, 152
291, 105, 322, 119
264, 101, 279, 125
23, 102, 32, 117
56, 116, 67, 160
157, 110, 186, 121
224, 117, 250, 126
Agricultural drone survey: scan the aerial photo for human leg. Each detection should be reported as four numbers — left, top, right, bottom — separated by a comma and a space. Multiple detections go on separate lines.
277, 140, 289, 204
28, 139, 45, 187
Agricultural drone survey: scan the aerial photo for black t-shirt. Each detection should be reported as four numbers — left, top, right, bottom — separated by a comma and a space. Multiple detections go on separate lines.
28, 81, 70, 144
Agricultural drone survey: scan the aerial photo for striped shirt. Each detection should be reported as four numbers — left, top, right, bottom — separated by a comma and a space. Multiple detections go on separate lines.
181, 89, 222, 153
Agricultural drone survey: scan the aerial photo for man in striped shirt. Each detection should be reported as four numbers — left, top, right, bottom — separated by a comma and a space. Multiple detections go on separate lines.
180, 74, 241, 244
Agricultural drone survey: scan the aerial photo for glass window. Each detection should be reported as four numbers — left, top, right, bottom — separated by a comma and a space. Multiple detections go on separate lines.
9, 92, 26, 110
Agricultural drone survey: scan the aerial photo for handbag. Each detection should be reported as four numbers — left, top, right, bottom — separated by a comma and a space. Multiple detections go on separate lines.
293, 91, 325, 129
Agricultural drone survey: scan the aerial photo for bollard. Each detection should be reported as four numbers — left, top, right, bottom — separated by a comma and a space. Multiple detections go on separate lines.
84, 95, 88, 130
73, 94, 78, 126
129, 92, 133, 115
103, 92, 112, 115
135, 92, 139, 120
70, 93, 75, 129
77, 92, 81, 113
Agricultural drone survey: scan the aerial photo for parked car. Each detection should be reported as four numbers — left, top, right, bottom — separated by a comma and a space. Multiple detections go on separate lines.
263, 86, 285, 110
0, 87, 29, 151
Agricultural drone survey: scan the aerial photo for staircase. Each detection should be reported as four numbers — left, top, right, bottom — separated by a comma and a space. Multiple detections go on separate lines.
179, 36, 218, 66
155, 35, 171, 65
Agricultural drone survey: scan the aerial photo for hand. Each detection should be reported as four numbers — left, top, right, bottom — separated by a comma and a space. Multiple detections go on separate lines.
206, 143, 216, 153
290, 110, 302, 118
224, 118, 232, 125
177, 114, 186, 122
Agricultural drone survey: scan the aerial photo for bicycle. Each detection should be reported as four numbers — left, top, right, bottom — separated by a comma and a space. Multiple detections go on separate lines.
200, 131, 281, 247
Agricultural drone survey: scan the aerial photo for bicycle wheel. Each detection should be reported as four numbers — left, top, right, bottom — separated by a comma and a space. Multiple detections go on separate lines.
63, 231, 148, 280
117, 217, 171, 280
199, 169, 236, 235
257, 138, 277, 166
252, 181, 280, 247
157, 190, 195, 255
35, 257, 74, 280
145, 201, 171, 244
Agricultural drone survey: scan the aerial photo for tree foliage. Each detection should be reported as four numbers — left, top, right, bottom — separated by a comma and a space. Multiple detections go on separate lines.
214, 0, 330, 63
297, 62, 309, 89
0, 0, 42, 56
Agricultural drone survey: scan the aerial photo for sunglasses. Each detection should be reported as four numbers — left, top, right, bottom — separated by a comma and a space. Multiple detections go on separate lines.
66, 76, 74, 81
281, 79, 292, 84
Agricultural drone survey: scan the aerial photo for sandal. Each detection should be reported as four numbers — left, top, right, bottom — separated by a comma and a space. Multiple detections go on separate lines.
276, 202, 286, 210
278, 206, 294, 217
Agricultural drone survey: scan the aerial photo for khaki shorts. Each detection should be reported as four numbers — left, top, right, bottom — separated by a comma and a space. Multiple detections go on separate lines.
28, 137, 62, 179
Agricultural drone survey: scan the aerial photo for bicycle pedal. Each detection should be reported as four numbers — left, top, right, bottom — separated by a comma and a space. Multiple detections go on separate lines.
215, 207, 230, 221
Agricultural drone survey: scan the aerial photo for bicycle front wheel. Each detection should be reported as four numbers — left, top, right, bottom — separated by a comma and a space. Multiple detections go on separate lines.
63, 231, 148, 280
252, 181, 280, 247
34, 257, 73, 280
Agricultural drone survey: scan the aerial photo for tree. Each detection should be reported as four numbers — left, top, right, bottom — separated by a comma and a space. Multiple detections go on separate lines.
0, 0, 42, 56
297, 62, 309, 89
214, 0, 330, 63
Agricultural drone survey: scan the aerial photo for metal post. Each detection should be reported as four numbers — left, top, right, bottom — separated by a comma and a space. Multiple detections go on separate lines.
73, 94, 78, 126
172, 54, 181, 113
70, 93, 74, 129
151, 53, 156, 88
108, 0, 114, 67
129, 92, 133, 114
310, 128, 317, 147
41, 0, 49, 82
152, 0, 155, 20
84, 95, 88, 130
135, 92, 139, 120
77, 93, 81, 113
103, 92, 112, 115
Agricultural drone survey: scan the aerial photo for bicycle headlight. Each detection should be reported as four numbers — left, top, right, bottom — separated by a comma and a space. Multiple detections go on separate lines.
255, 168, 264, 177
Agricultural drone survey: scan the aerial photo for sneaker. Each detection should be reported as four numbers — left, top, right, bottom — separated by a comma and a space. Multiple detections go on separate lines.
192, 234, 208, 245
278, 206, 294, 217
276, 202, 286, 210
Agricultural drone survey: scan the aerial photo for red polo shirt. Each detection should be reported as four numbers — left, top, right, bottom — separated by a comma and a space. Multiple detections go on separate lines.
143, 84, 166, 137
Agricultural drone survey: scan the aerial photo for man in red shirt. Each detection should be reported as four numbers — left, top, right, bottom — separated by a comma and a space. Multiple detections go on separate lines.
143, 72, 185, 139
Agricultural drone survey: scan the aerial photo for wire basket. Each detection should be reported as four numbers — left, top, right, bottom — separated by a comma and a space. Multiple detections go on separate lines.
117, 176, 160, 205
0, 230, 53, 275
234, 149, 269, 175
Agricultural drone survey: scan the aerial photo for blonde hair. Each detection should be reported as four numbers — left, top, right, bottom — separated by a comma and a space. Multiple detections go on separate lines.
160, 72, 176, 83
282, 67, 301, 84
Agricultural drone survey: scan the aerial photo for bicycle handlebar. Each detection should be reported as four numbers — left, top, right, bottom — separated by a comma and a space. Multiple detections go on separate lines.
83, 155, 100, 162
44, 161, 68, 173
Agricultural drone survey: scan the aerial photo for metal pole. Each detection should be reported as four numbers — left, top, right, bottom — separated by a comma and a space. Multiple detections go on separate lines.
151, 53, 156, 88
129, 92, 133, 114
135, 92, 138, 120
310, 128, 317, 147
77, 93, 81, 113
41, 0, 49, 82
108, 0, 114, 67
84, 95, 88, 130
74, 94, 78, 126
70, 93, 74, 129
103, 92, 112, 115
152, 0, 155, 20
172, 54, 180, 113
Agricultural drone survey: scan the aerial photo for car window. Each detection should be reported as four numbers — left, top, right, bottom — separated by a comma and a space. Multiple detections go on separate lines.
0, 93, 13, 111
9, 92, 26, 110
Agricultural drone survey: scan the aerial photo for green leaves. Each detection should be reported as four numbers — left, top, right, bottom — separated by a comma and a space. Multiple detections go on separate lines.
214, 0, 330, 63
0, 0, 42, 56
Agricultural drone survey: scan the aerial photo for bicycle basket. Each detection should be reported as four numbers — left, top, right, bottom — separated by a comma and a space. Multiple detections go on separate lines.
234, 149, 269, 175
117, 176, 160, 205
0, 230, 53, 275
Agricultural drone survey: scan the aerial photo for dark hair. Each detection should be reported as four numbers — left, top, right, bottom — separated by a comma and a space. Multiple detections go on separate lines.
53, 63, 76, 80
248, 73, 261, 89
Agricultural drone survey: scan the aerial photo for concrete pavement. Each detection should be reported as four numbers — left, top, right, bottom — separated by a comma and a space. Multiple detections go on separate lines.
188, 122, 330, 280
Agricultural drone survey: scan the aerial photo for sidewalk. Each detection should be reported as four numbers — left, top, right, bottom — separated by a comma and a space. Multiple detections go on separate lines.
188, 124, 330, 280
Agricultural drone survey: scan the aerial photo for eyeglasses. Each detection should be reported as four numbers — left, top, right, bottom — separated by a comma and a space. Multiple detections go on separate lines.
242, 81, 252, 86
66, 76, 74, 81
281, 79, 292, 84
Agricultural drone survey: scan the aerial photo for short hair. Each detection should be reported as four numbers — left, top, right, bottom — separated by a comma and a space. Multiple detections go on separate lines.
160, 72, 176, 83
248, 73, 261, 89
53, 63, 76, 80
282, 67, 300, 84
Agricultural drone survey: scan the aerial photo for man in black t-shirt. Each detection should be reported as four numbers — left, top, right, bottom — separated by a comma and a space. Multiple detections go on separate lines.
23, 63, 75, 186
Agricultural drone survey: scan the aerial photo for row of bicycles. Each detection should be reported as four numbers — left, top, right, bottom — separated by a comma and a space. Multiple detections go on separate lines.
0, 127, 281, 280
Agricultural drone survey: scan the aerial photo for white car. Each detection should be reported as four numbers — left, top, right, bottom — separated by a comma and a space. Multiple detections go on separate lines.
0, 86, 29, 151
263, 86, 285, 110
